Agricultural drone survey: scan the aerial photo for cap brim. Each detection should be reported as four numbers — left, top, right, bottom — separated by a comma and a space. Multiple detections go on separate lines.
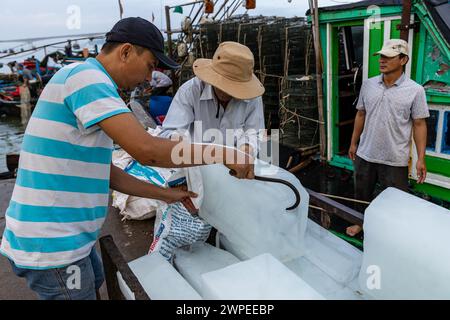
373, 49, 401, 57
152, 50, 180, 69
193, 59, 264, 100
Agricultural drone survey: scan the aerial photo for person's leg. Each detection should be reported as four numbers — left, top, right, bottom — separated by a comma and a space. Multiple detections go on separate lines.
377, 164, 409, 192
20, 104, 27, 127
8, 252, 97, 300
346, 156, 378, 236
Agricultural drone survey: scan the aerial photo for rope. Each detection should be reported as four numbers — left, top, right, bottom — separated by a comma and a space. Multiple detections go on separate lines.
318, 193, 371, 205
279, 103, 325, 125
255, 70, 284, 79
309, 205, 327, 212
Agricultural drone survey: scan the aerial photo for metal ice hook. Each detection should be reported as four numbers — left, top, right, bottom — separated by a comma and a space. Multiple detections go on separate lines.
229, 170, 301, 210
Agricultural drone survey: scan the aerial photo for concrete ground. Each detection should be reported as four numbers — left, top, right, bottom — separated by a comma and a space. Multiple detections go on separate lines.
0, 179, 156, 300
0, 179, 36, 300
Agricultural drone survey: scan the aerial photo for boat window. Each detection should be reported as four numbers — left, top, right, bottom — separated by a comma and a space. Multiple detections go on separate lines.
426, 110, 439, 152
442, 111, 450, 155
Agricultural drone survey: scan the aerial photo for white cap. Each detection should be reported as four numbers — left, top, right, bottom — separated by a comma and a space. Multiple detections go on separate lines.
374, 39, 409, 57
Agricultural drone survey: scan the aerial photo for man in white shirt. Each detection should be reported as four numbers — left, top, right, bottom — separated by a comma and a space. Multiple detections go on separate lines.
156, 42, 265, 256
159, 41, 265, 157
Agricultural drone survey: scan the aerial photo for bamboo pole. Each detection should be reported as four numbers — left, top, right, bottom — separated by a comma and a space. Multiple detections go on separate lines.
165, 5, 177, 90
309, 0, 326, 161
165, 6, 173, 59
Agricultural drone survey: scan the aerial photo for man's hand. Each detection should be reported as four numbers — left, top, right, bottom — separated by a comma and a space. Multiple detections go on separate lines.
226, 163, 255, 179
226, 146, 255, 179
348, 143, 358, 161
416, 159, 427, 184
349, 110, 365, 161
161, 186, 198, 214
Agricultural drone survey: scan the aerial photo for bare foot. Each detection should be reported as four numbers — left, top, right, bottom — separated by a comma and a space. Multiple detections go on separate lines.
346, 225, 363, 237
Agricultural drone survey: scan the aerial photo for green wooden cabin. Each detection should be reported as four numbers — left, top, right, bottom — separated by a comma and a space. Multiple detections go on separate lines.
308, 0, 450, 202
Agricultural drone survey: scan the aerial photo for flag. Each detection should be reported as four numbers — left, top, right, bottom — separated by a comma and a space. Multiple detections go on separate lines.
173, 6, 183, 14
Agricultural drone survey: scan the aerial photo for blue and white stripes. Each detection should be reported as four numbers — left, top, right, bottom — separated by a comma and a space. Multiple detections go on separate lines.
0, 58, 130, 269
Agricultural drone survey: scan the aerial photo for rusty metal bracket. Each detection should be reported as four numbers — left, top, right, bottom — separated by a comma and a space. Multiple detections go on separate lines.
99, 235, 150, 300
396, 22, 420, 33
306, 188, 364, 226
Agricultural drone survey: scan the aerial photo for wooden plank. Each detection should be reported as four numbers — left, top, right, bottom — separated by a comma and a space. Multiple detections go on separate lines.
306, 188, 364, 226
99, 235, 150, 300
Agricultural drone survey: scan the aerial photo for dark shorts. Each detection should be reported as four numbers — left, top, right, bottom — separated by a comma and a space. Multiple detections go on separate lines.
354, 155, 408, 211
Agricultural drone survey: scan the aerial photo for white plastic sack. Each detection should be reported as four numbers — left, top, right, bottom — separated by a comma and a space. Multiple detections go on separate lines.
149, 167, 206, 261
150, 202, 211, 261
111, 127, 188, 221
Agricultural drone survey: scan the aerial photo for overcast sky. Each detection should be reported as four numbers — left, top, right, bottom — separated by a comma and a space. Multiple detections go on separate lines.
0, 0, 361, 43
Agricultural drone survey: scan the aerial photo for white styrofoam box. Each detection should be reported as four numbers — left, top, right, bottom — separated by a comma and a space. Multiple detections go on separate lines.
199, 160, 309, 262
173, 242, 240, 295
359, 187, 450, 299
116, 252, 201, 300
200, 253, 325, 300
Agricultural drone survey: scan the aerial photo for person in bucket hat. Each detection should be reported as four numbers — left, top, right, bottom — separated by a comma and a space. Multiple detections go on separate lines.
160, 41, 265, 157
346, 39, 429, 237
158, 42, 265, 256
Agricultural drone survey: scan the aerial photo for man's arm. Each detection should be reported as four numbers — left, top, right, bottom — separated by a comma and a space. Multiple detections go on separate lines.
413, 118, 427, 184
110, 164, 198, 212
99, 113, 254, 179
410, 87, 429, 184
348, 110, 366, 160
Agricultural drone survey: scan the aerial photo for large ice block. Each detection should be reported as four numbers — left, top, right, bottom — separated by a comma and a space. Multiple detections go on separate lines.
359, 187, 450, 299
198, 160, 309, 261
117, 252, 201, 300
200, 253, 325, 300
304, 220, 362, 285
173, 242, 240, 295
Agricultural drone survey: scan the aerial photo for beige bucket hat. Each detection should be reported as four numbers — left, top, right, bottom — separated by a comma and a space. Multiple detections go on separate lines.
193, 41, 265, 100
374, 39, 409, 57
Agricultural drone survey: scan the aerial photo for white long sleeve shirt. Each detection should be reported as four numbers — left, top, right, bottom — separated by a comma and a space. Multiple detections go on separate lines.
159, 77, 265, 155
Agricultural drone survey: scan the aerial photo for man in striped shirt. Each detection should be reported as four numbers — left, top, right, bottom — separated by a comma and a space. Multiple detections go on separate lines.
0, 17, 254, 300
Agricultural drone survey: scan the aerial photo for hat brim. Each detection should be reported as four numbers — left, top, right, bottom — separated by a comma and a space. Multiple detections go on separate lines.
373, 49, 403, 57
152, 50, 180, 69
193, 59, 265, 100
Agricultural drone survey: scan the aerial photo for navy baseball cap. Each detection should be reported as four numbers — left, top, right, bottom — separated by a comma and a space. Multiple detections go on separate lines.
105, 17, 179, 69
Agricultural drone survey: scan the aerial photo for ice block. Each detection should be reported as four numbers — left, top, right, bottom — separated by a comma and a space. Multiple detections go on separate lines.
173, 242, 240, 295
198, 160, 309, 262
200, 253, 325, 300
359, 187, 450, 299
117, 252, 201, 300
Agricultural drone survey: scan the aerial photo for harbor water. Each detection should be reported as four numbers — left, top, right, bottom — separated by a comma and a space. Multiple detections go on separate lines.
0, 116, 24, 173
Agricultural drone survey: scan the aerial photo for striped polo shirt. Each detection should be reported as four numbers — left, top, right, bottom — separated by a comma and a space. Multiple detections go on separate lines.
0, 58, 130, 269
